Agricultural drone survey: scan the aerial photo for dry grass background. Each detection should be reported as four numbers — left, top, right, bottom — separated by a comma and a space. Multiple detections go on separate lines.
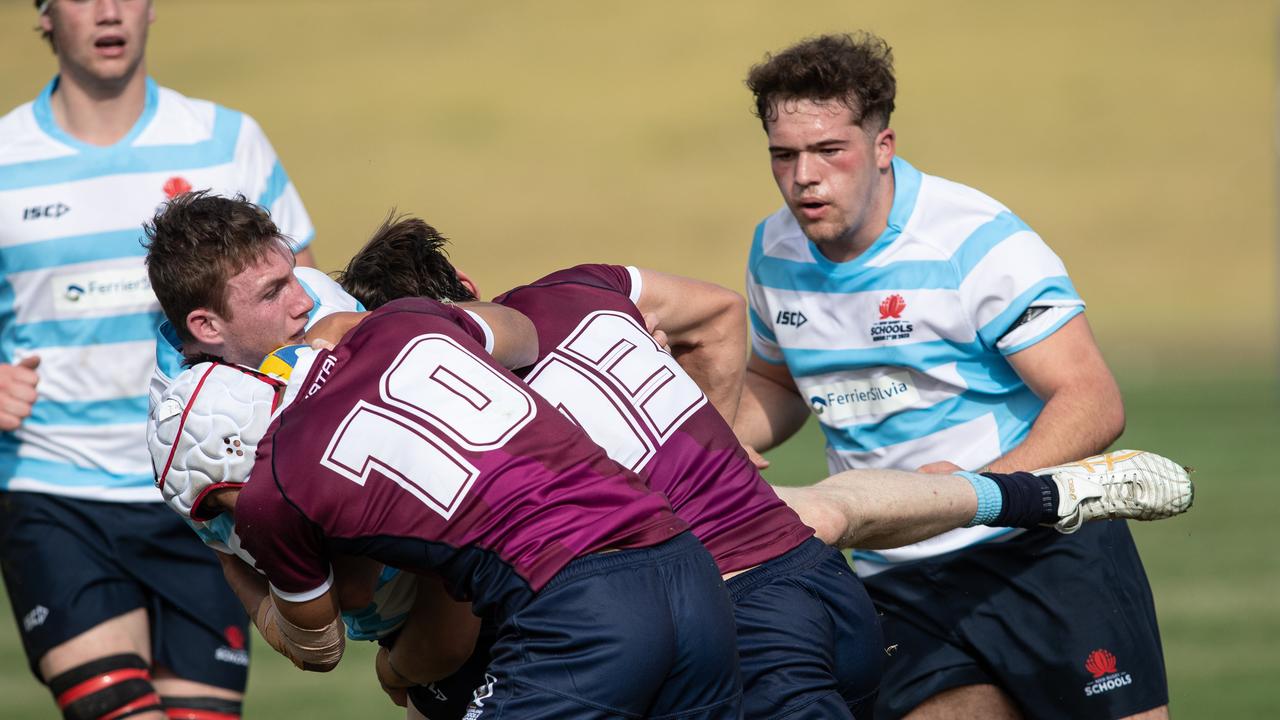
1, 2, 1277, 718
2, 0, 1274, 370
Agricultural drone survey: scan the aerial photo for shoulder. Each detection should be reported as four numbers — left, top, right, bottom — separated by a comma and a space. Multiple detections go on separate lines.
135, 84, 262, 147
879, 158, 1036, 266
0, 98, 70, 166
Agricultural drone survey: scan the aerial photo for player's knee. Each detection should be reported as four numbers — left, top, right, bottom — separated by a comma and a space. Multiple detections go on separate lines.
161, 695, 243, 719
48, 653, 162, 720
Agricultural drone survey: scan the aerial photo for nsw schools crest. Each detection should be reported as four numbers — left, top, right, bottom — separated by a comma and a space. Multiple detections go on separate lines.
870, 294, 914, 342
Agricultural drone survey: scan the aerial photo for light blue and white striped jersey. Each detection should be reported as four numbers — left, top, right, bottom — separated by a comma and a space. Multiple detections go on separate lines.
746, 157, 1084, 573
0, 77, 313, 502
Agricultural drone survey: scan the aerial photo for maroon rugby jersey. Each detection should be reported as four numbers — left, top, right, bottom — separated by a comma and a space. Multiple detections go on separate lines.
235, 298, 685, 615
494, 265, 811, 575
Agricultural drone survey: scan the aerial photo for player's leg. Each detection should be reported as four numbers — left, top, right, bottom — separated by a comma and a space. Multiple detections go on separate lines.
778, 450, 1192, 549
40, 610, 166, 720
726, 537, 883, 719
0, 492, 168, 719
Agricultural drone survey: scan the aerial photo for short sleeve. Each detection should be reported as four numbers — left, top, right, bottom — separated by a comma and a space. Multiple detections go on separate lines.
233, 112, 315, 251
745, 251, 784, 365
234, 440, 332, 600
955, 219, 1084, 355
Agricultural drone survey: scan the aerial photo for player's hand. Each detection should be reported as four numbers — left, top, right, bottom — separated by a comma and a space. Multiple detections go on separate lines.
375, 646, 411, 707
642, 313, 670, 351
917, 461, 963, 474
0, 356, 40, 431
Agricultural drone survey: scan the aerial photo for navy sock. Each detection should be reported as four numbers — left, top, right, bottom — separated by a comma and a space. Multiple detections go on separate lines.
982, 471, 1059, 527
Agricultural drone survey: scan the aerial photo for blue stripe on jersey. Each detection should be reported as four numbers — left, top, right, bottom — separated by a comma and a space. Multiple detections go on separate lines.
1, 86, 243, 192
1001, 305, 1084, 356
155, 321, 185, 379
28, 395, 150, 427
950, 211, 1033, 277
886, 156, 923, 232
818, 385, 1043, 453
782, 337, 983, 379
0, 229, 148, 274
256, 160, 290, 211
0, 442, 153, 489
748, 306, 777, 343
10, 312, 162, 350
977, 276, 1080, 346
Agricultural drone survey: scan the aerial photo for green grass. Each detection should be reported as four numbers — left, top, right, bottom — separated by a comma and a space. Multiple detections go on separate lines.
1, 370, 1275, 718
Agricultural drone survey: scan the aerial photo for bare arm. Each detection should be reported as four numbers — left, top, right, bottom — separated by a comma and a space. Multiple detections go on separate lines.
0, 355, 40, 431
375, 574, 481, 706
918, 315, 1124, 474
775, 469, 978, 549
456, 301, 538, 369
635, 269, 748, 423
734, 352, 810, 453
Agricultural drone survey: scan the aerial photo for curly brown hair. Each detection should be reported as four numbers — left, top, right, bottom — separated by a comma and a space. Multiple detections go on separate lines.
745, 32, 896, 132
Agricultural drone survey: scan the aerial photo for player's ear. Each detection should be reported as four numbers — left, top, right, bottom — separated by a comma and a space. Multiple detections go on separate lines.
874, 127, 896, 170
185, 307, 225, 347
455, 268, 481, 300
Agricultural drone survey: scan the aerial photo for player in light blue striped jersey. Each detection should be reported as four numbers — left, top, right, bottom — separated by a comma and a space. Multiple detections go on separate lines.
0, 2, 314, 717
736, 33, 1168, 720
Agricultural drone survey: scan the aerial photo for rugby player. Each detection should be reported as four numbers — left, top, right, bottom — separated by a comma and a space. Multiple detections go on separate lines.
0, 2, 314, 717
143, 193, 745, 718
328, 216, 1192, 720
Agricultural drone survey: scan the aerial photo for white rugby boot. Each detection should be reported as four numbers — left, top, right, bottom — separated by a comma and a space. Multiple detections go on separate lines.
1034, 450, 1194, 534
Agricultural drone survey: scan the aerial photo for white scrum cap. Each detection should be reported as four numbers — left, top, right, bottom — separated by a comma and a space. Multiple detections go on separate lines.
149, 362, 285, 520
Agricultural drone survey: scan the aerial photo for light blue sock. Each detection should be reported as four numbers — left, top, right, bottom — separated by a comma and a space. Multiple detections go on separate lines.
957, 471, 1002, 527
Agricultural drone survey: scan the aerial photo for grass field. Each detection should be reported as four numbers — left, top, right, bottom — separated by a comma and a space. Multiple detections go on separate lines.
1, 370, 1276, 718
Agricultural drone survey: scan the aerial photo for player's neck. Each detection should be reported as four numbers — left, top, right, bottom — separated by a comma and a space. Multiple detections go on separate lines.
49, 61, 149, 147
816, 166, 896, 264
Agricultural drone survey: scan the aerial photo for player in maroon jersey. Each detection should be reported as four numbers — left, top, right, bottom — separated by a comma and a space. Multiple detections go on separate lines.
151, 296, 745, 718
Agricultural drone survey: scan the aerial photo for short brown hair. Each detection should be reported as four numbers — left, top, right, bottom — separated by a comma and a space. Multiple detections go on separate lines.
144, 191, 291, 344
336, 213, 475, 310
745, 32, 896, 132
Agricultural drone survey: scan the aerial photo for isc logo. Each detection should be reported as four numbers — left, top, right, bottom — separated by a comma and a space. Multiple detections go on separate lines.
776, 310, 807, 328
23, 203, 70, 220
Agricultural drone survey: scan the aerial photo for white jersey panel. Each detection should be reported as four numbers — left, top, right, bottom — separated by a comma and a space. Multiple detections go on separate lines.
0, 76, 314, 501
748, 156, 1083, 568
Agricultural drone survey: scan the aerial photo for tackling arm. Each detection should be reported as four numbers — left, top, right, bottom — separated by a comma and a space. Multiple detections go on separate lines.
457, 301, 538, 370
635, 269, 748, 423
216, 554, 345, 672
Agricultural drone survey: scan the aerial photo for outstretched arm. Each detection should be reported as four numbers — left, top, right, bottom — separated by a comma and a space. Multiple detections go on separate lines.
635, 269, 748, 424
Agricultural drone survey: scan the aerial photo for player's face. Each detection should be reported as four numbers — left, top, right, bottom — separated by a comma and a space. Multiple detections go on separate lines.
766, 99, 895, 261
41, 0, 154, 87
217, 247, 314, 367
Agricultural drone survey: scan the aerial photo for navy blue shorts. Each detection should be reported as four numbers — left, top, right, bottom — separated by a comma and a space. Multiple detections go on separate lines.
468, 532, 742, 719
727, 537, 883, 719
0, 492, 250, 691
864, 521, 1167, 720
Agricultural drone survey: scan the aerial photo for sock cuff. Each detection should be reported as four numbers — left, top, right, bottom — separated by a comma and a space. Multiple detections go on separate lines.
957, 471, 1002, 526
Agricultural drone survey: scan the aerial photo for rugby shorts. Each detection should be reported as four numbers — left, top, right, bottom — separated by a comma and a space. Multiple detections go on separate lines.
865, 521, 1167, 720
465, 531, 742, 719
0, 491, 250, 691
